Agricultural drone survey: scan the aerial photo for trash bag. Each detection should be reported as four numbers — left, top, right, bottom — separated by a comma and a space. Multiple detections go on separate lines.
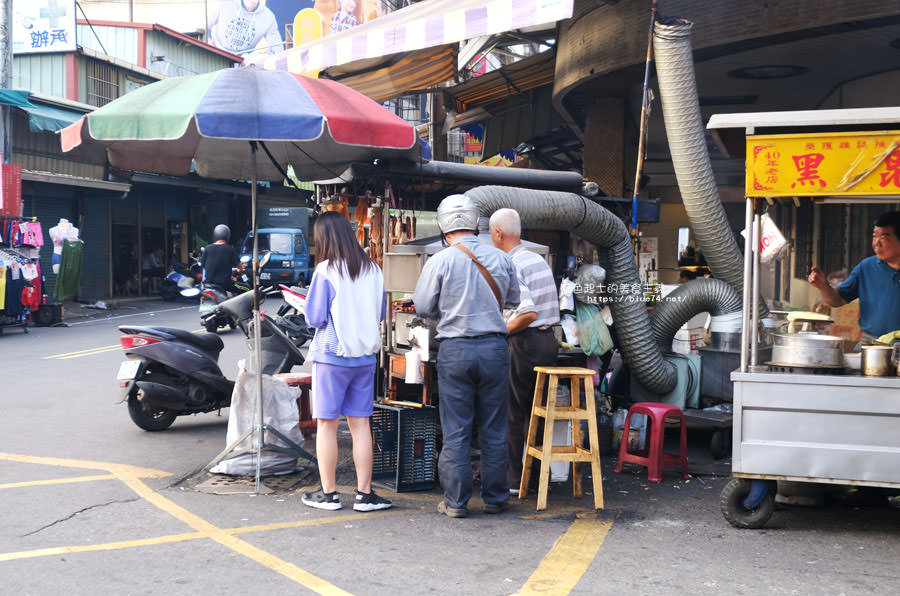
210, 361, 303, 476
575, 300, 614, 356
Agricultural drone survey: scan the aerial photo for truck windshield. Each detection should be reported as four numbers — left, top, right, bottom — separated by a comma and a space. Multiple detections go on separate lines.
243, 232, 293, 255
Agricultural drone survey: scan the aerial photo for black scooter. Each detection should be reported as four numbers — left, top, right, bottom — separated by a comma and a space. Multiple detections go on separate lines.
115, 287, 305, 431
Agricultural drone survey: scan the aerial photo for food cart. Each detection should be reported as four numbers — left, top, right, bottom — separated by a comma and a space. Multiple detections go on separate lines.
707, 108, 900, 528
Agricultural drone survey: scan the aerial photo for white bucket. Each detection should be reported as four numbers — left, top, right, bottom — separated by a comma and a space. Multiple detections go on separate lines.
710, 311, 743, 334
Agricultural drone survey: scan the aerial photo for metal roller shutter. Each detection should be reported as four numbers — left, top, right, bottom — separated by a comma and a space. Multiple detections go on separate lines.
29, 195, 77, 300
80, 196, 111, 300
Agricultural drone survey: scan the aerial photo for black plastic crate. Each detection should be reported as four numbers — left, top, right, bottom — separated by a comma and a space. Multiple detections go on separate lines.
371, 403, 436, 492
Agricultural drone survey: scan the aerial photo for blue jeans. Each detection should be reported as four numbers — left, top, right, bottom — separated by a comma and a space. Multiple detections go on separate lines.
436, 335, 510, 509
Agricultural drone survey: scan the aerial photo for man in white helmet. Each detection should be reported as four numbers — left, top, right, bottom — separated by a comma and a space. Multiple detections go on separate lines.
412, 194, 520, 518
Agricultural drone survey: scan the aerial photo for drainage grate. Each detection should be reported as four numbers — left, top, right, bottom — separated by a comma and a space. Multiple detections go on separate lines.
189, 468, 314, 495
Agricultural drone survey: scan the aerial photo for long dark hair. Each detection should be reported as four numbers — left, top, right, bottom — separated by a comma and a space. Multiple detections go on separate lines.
314, 211, 373, 280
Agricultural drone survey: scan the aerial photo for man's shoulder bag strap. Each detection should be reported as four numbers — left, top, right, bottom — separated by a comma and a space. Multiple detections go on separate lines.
453, 243, 503, 310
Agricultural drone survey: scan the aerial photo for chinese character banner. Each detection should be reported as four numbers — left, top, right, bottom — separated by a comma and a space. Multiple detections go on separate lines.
746, 131, 900, 197
13, 0, 77, 54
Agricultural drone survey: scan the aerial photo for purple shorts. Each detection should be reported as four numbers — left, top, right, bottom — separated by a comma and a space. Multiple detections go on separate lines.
311, 362, 376, 419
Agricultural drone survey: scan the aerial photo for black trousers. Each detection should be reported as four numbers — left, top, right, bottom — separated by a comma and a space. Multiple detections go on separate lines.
507, 327, 559, 487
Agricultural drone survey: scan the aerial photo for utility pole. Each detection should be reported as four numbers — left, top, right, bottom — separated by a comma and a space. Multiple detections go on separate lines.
0, 0, 12, 162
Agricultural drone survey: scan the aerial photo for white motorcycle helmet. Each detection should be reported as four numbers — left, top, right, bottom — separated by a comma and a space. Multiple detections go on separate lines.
436, 194, 479, 234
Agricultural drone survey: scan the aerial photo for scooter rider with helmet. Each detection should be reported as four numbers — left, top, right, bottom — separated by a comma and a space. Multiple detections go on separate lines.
201, 224, 242, 294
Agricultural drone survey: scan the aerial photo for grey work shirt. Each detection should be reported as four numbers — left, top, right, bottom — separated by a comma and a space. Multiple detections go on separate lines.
412, 234, 520, 339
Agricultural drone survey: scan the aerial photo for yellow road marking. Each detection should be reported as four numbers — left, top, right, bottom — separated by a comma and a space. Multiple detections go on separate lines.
0, 474, 117, 490
0, 453, 171, 478
0, 532, 207, 562
54, 346, 123, 359
0, 510, 406, 563
2, 453, 615, 596
42, 329, 204, 360
0, 453, 352, 595
514, 513, 612, 595
43, 344, 121, 359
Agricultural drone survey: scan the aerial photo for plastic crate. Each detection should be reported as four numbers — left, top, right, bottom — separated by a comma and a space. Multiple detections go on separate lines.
371, 403, 436, 492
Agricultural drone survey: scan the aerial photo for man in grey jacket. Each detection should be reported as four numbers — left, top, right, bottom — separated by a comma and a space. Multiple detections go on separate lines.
413, 195, 519, 518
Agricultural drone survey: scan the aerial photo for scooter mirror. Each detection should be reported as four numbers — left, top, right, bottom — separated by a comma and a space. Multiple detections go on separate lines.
180, 287, 201, 298
259, 251, 272, 269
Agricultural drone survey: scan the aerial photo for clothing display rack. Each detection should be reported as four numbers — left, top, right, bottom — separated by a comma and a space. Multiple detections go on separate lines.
0, 217, 44, 334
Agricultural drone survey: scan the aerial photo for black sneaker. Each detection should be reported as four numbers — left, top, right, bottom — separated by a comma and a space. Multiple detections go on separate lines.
354, 490, 393, 512
301, 489, 342, 510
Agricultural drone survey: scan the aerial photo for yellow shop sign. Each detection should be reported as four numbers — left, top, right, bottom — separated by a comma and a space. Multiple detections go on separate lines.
746, 131, 900, 197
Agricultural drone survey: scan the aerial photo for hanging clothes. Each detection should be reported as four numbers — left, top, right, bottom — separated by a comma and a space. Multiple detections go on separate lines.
54, 239, 84, 302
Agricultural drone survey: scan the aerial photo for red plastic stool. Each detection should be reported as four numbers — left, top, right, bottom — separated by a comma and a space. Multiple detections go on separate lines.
614, 402, 688, 483
272, 372, 317, 435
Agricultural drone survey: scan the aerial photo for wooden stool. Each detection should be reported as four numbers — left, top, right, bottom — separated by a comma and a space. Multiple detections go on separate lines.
520, 366, 605, 511
272, 372, 316, 434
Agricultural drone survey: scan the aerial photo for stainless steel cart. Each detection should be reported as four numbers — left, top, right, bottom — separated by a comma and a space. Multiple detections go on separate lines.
707, 108, 900, 528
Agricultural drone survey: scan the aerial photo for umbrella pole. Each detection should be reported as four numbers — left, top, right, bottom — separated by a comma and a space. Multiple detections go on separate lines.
251, 143, 264, 494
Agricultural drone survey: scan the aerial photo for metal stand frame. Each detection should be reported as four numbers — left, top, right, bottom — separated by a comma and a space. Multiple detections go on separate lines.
203, 143, 316, 493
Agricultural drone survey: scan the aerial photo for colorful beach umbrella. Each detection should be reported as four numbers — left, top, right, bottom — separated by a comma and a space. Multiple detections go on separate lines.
61, 68, 425, 490
61, 67, 423, 182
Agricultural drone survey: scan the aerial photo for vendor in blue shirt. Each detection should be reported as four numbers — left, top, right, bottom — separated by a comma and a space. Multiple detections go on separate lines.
808, 211, 900, 341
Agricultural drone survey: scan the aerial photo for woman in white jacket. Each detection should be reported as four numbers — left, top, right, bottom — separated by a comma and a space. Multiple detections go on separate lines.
300, 212, 391, 512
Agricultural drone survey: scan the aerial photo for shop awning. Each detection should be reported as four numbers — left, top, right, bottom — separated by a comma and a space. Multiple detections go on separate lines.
246, 0, 572, 100
23, 170, 131, 193
0, 89, 85, 132
326, 45, 457, 104
447, 48, 556, 121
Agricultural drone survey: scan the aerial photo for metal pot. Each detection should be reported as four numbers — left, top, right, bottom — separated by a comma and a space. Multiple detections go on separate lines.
770, 333, 844, 368
861, 344, 895, 376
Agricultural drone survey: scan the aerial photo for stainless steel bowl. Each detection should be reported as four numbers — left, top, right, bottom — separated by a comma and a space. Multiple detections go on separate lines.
770, 333, 845, 368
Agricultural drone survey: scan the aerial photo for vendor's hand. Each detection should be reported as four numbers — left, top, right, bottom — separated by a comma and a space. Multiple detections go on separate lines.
807, 266, 828, 290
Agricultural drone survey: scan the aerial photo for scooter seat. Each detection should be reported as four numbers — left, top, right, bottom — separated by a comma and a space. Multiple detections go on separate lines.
150, 327, 225, 353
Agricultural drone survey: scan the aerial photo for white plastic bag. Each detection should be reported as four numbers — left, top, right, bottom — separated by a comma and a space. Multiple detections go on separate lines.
210, 361, 303, 476
755, 213, 789, 263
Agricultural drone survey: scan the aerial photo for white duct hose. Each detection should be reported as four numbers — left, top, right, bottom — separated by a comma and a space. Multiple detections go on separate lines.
653, 18, 767, 317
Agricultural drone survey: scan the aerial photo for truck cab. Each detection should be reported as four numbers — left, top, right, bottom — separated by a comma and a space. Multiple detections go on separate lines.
240, 227, 310, 286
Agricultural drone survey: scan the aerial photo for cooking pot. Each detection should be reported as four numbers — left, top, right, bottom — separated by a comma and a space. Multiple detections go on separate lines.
770, 333, 844, 368
860, 344, 895, 376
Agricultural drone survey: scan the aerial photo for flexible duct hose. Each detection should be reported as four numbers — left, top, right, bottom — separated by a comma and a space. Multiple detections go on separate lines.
653, 18, 767, 317
649, 277, 742, 349
466, 186, 679, 393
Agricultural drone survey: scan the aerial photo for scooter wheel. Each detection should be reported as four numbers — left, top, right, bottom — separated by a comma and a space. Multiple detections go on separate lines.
204, 318, 219, 333
127, 393, 177, 431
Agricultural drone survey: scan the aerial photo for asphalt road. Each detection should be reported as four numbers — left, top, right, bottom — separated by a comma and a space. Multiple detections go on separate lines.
2, 299, 900, 595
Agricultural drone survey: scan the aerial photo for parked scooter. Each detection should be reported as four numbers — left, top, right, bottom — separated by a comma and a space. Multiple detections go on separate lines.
159, 255, 203, 301
115, 286, 305, 431
276, 284, 315, 347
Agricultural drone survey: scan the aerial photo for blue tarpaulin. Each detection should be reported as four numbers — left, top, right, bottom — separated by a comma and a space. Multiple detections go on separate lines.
0, 89, 84, 132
